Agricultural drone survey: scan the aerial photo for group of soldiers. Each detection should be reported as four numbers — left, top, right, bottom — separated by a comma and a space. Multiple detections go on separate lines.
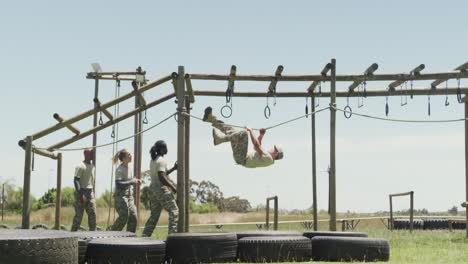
71, 107, 284, 236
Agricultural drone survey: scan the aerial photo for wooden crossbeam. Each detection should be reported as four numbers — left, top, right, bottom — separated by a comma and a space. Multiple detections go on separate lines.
228, 65, 237, 92
308, 63, 333, 92
389, 191, 413, 197
47, 93, 176, 151
389, 64, 425, 91
267, 65, 283, 93
87, 71, 147, 77
30, 75, 172, 141
431, 78, 448, 89
349, 63, 378, 92
411, 64, 425, 75
53, 114, 80, 135
131, 81, 147, 106
85, 76, 138, 81
184, 75, 195, 103
18, 140, 57, 160
455, 62, 468, 72
93, 98, 114, 121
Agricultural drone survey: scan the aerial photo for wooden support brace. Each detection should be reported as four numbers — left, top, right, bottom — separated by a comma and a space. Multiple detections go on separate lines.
389, 64, 425, 91
93, 98, 114, 121
455, 62, 468, 72
321, 63, 333, 76
184, 74, 195, 103
308, 63, 332, 92
171, 72, 178, 94
228, 65, 237, 92
388, 80, 406, 91
53, 113, 80, 135
131, 81, 147, 106
349, 63, 379, 92
268, 65, 283, 93
431, 78, 448, 89
411, 64, 425, 75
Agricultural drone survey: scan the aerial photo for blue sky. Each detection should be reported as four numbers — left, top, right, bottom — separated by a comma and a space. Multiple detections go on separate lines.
1, 0, 467, 212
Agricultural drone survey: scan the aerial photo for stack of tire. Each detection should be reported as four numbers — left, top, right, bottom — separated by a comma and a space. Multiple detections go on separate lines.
392, 219, 424, 230
423, 219, 449, 230
392, 218, 466, 230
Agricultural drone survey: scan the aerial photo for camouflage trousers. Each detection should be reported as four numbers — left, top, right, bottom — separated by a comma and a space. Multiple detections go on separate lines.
110, 194, 137, 233
142, 187, 178, 237
71, 189, 96, 231
212, 116, 248, 165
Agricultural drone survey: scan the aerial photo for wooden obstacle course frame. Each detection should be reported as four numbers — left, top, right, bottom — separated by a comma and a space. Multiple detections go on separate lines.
266, 196, 279, 231
389, 191, 414, 232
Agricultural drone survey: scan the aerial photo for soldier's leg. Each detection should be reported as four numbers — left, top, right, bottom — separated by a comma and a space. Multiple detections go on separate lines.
161, 191, 179, 234
126, 196, 138, 233
110, 196, 128, 231
85, 191, 97, 231
230, 130, 249, 165
71, 192, 85, 232
142, 190, 163, 237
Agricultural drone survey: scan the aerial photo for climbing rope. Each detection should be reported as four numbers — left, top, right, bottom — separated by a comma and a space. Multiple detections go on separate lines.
333, 105, 468, 123
35, 113, 176, 152
183, 107, 330, 131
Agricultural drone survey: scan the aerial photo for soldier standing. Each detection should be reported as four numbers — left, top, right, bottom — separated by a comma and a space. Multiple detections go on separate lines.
71, 149, 97, 231
109, 149, 141, 232
142, 140, 178, 237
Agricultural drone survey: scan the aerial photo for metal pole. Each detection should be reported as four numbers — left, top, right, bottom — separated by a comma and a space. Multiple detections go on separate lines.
184, 96, 191, 232
311, 95, 318, 231
92, 77, 99, 191
389, 195, 393, 230
176, 66, 186, 233
329, 58, 337, 231
465, 99, 468, 238
54, 153, 62, 230
410, 191, 414, 232
21, 136, 33, 229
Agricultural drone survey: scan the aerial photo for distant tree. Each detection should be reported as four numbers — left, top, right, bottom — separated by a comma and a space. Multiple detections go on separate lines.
448, 206, 458, 215
60, 187, 75, 207
96, 190, 112, 208
194, 181, 224, 207
221, 196, 251, 213
2, 182, 35, 212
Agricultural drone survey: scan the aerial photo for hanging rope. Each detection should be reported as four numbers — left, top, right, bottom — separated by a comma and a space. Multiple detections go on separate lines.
183, 107, 330, 131
457, 78, 463, 104
333, 105, 468, 123
35, 113, 176, 152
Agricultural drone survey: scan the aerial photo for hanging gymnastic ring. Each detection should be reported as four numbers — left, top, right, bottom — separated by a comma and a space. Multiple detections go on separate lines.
264, 105, 271, 119
221, 105, 232, 118
343, 105, 352, 119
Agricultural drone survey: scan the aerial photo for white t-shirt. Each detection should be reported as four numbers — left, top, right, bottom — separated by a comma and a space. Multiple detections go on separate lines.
243, 147, 274, 168
150, 156, 168, 188
74, 162, 95, 189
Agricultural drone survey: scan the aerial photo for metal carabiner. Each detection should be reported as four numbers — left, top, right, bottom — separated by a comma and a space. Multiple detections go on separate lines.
444, 81, 450, 107
143, 110, 149, 124
457, 78, 463, 103
98, 112, 104, 125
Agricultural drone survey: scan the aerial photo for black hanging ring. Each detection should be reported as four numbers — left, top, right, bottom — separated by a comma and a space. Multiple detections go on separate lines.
344, 105, 352, 119
264, 105, 271, 119
385, 102, 389, 117
221, 105, 232, 118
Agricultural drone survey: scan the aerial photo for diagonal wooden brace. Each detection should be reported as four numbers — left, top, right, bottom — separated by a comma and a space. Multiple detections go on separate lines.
53, 113, 80, 135
93, 98, 114, 121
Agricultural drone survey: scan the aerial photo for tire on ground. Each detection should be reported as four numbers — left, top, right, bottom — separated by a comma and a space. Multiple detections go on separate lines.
166, 233, 237, 264
0, 229, 78, 264
311, 236, 390, 262
0, 224, 9, 229
86, 237, 165, 264
238, 236, 311, 262
72, 231, 136, 264
32, 223, 49, 230
235, 230, 301, 240
302, 231, 368, 239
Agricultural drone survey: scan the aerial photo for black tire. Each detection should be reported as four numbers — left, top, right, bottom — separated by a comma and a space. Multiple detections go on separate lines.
166, 233, 237, 264
0, 224, 9, 229
238, 236, 311, 262
72, 231, 136, 264
32, 223, 49, 230
86, 237, 166, 264
0, 229, 78, 264
392, 219, 424, 230
302, 231, 368, 239
235, 230, 301, 240
423, 219, 449, 230
60, 224, 68, 231
311, 236, 390, 262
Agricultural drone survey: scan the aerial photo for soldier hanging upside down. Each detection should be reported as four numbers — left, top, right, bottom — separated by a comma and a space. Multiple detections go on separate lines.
203, 106, 284, 168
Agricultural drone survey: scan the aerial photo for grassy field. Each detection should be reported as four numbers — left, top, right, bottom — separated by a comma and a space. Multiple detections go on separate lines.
1, 208, 467, 263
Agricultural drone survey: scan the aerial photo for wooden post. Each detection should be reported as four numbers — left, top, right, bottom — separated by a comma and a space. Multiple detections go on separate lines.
54, 153, 62, 230
410, 191, 414, 232
21, 136, 33, 229
311, 95, 318, 231
1, 183, 4, 221
465, 99, 468, 238
265, 199, 270, 230
92, 77, 99, 191
184, 96, 191, 232
389, 195, 393, 230
274, 196, 278, 231
133, 80, 143, 227
329, 58, 337, 231
176, 66, 186, 233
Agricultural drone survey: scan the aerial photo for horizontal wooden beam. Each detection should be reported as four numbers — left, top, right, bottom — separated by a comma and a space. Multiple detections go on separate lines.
389, 191, 413, 197
47, 93, 176, 151
18, 140, 57, 160
30, 74, 173, 141
194, 86, 468, 98
188, 71, 468, 82
53, 114, 80, 135
85, 76, 139, 81
87, 71, 147, 77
